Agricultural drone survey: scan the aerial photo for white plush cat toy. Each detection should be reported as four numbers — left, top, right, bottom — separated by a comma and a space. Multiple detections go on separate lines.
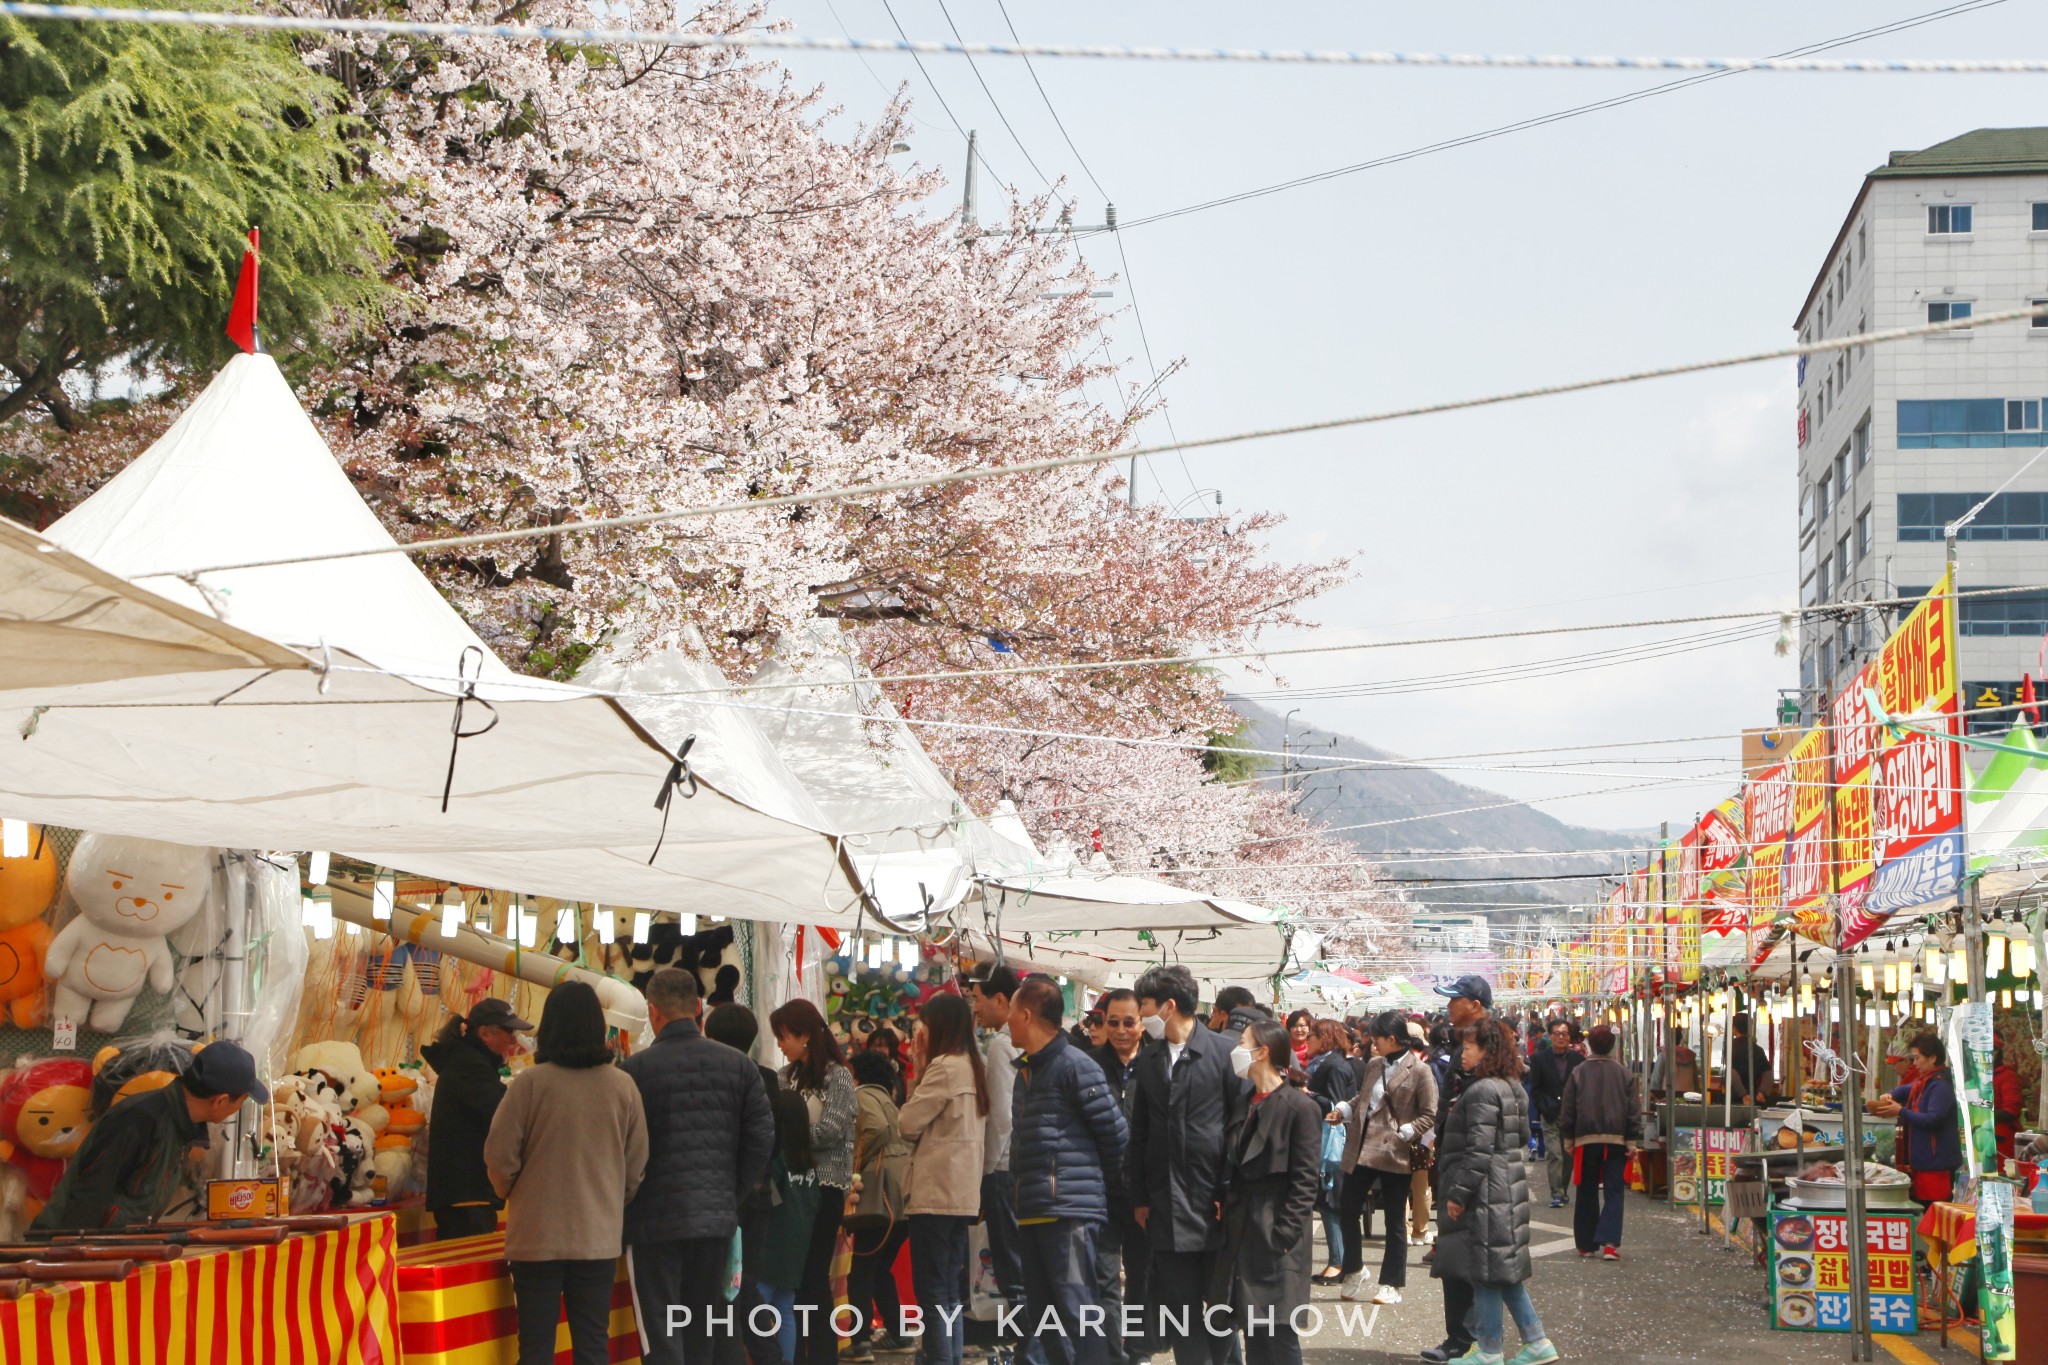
46, 834, 212, 1032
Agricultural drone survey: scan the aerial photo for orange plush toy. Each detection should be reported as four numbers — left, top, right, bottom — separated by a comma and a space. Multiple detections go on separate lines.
0, 1060, 97, 1220
0, 824, 58, 1027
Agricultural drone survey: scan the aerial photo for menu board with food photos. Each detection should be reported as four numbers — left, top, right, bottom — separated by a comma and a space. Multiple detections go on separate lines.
1769, 1209, 1917, 1334
1673, 1127, 1744, 1207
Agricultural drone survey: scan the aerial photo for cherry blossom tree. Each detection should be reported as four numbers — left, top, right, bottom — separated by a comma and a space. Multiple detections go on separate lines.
0, 0, 1403, 947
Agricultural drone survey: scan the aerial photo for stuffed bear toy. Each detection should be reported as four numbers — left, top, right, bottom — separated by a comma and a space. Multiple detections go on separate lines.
0, 824, 58, 1028
369, 1066, 422, 1197
48, 834, 213, 1033
0, 1059, 96, 1231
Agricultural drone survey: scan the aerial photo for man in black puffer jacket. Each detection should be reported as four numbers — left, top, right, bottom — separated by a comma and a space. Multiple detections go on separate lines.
1010, 977, 1128, 1365
623, 968, 775, 1365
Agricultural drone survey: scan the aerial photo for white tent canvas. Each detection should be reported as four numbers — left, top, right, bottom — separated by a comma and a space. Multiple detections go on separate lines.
0, 356, 845, 911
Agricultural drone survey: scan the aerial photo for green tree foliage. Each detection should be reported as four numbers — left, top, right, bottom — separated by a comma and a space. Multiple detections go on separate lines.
1202, 721, 1267, 784
0, 3, 389, 428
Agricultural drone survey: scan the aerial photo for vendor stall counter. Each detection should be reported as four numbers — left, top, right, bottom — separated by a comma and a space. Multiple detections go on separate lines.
398, 1228, 641, 1365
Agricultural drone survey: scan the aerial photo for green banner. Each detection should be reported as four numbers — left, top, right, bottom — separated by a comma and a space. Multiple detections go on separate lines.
1956, 1000, 2014, 1360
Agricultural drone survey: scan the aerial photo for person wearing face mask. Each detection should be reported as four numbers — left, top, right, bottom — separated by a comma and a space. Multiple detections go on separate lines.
1420, 976, 1494, 1365
1128, 965, 1248, 1365
1221, 1021, 1321, 1365
422, 997, 534, 1240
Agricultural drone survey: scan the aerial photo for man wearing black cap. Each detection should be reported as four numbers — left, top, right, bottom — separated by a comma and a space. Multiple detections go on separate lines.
1421, 975, 1493, 1365
423, 996, 534, 1240
34, 1041, 267, 1231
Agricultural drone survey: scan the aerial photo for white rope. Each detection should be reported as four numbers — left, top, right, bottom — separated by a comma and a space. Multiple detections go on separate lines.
4, 4, 2045, 69
1803, 1036, 1856, 1088
142, 303, 2044, 580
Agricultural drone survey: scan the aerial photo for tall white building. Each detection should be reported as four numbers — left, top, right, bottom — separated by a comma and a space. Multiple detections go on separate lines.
1796, 128, 2048, 727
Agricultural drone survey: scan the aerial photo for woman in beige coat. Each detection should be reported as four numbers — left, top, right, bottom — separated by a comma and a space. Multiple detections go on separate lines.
897, 994, 988, 1365
1327, 1009, 1438, 1306
484, 981, 648, 1365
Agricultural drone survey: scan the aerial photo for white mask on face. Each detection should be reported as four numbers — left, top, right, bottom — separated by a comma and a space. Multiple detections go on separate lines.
1230, 1046, 1255, 1078
1142, 1015, 1166, 1040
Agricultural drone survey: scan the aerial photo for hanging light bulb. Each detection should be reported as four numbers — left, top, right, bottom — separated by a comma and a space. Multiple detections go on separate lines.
633, 912, 652, 945
898, 940, 920, 970
1928, 948, 1948, 985
556, 907, 578, 946
307, 850, 330, 886
1876, 1007, 1891, 1029
314, 898, 334, 939
1988, 934, 2008, 975
2014, 938, 2037, 978
1859, 962, 1876, 993
441, 888, 464, 939
302, 893, 319, 928
1799, 982, 1815, 1012
677, 913, 699, 937
1882, 962, 1898, 995
373, 874, 394, 922
1949, 949, 1967, 984
2000, 989, 2014, 1008
0, 820, 27, 860
595, 906, 616, 940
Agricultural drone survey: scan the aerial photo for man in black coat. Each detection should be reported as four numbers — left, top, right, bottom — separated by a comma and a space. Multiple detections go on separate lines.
623, 968, 775, 1365
1422, 975, 1493, 1365
420, 996, 532, 1239
1128, 966, 1247, 1365
1091, 988, 1160, 1365
706, 1003, 785, 1365
1527, 1018, 1582, 1208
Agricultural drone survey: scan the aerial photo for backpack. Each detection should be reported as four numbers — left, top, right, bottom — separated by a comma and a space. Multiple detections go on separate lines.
844, 1083, 912, 1234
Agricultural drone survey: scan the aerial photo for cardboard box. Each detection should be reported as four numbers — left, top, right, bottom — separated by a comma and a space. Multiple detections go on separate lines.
207, 1177, 285, 1219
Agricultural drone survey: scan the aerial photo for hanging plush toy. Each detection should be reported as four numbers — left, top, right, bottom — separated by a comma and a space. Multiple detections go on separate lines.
0, 825, 59, 1028
0, 1059, 96, 1225
47, 834, 213, 1033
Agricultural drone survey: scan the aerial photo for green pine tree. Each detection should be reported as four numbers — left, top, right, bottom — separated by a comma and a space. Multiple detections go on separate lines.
0, 2, 390, 428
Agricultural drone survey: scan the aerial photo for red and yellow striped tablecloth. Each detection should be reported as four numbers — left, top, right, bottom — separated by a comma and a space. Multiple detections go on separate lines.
396, 1230, 641, 1365
0, 1214, 399, 1365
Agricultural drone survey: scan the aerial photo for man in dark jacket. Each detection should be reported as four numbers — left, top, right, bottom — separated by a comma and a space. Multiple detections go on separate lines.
1421, 974, 1493, 1365
1208, 986, 1268, 1038
1010, 977, 1128, 1365
1527, 1019, 1581, 1208
1557, 1024, 1642, 1258
34, 1042, 265, 1231
1129, 965, 1247, 1365
420, 997, 531, 1239
1090, 989, 1159, 1365
623, 967, 775, 1365
1726, 1011, 1774, 1104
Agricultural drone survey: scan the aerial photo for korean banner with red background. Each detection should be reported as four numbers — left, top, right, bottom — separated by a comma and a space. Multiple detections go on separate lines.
1784, 723, 1835, 947
1745, 758, 1792, 967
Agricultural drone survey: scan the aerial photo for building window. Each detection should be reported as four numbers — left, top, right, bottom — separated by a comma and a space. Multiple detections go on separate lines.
1857, 505, 1873, 557
1928, 300, 1972, 324
1818, 471, 1833, 519
1897, 398, 2048, 448
1820, 638, 1835, 678
1800, 483, 1814, 530
2035, 203, 2048, 231
1898, 491, 2048, 541
2033, 297, 2048, 329
1854, 417, 1871, 467
1836, 532, 1851, 586
1839, 260, 1849, 297
1928, 203, 1973, 234
1857, 222, 1866, 262
1902, 585, 2048, 636
1835, 444, 1850, 491
1819, 554, 1834, 600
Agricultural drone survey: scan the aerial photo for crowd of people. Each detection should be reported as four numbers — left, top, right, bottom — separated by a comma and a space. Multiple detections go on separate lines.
420, 962, 1658, 1365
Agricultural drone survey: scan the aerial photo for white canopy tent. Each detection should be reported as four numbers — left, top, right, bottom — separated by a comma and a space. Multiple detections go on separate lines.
0, 355, 850, 919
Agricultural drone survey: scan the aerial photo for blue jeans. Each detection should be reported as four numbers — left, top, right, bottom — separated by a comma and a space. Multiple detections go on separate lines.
981, 1173, 1040, 1363
910, 1215, 970, 1365
1318, 1206, 1344, 1270
757, 1283, 798, 1364
1573, 1143, 1628, 1251
1472, 1281, 1546, 1356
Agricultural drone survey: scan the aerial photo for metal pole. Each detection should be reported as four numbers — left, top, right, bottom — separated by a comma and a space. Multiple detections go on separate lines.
1790, 948, 1806, 1163
1838, 958, 1873, 1360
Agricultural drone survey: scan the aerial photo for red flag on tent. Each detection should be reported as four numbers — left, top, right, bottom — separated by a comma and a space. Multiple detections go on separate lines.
225, 228, 260, 354
2025, 674, 2039, 727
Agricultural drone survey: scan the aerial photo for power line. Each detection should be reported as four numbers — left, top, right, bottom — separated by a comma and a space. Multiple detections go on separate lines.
932, 0, 1051, 190
1106, 0, 2009, 232
991, 0, 1107, 201
7, 4, 2043, 69
146, 302, 2042, 578
877, 0, 1007, 187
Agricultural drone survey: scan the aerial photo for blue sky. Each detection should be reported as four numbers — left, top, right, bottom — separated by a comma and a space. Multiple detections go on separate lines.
765, 0, 2048, 832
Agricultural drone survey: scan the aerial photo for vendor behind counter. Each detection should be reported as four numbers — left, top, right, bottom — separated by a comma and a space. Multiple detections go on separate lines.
32, 1042, 268, 1231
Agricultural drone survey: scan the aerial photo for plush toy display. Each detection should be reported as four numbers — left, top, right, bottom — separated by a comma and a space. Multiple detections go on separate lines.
90, 1038, 194, 1116
368, 1066, 423, 1197
0, 1059, 97, 1223
821, 951, 944, 1048
288, 1041, 385, 1206
47, 833, 213, 1032
0, 825, 59, 1028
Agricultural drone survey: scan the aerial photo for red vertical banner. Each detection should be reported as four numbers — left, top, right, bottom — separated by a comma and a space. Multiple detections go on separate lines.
1745, 760, 1792, 967
1784, 723, 1835, 947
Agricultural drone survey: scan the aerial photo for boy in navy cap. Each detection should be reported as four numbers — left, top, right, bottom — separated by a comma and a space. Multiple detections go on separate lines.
34, 1040, 267, 1231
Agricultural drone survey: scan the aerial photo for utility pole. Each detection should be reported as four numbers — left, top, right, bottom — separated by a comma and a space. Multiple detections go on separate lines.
959, 130, 978, 233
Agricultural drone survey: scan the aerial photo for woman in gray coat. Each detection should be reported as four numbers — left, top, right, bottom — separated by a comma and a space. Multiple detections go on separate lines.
1432, 1021, 1557, 1365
